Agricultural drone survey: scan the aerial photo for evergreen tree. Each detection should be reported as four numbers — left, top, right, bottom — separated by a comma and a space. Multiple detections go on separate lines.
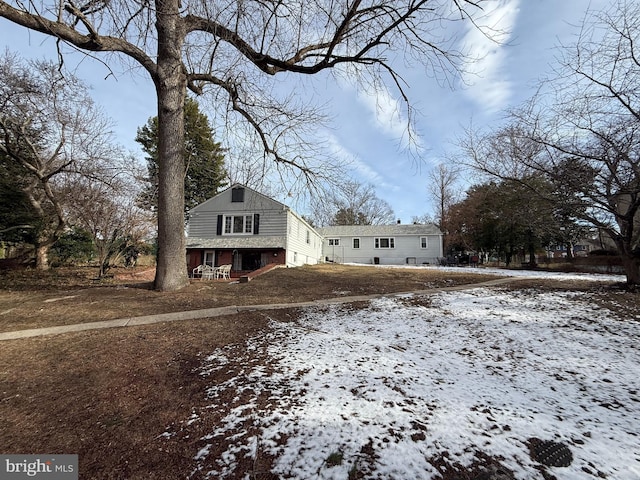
136, 97, 227, 217
0, 150, 38, 244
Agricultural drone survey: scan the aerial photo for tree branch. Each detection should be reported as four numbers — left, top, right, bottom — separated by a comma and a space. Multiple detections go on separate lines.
0, 1, 158, 79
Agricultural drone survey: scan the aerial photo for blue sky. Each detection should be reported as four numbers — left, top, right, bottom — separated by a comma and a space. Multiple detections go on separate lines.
0, 0, 608, 222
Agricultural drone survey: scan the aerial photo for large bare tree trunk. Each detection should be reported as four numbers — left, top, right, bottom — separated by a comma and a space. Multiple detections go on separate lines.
617, 241, 640, 286
24, 183, 59, 271
621, 256, 640, 286
153, 0, 189, 291
35, 241, 49, 270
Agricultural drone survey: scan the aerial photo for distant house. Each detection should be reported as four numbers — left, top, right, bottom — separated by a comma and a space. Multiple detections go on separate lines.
548, 234, 617, 258
548, 243, 592, 258
186, 184, 323, 276
318, 223, 444, 265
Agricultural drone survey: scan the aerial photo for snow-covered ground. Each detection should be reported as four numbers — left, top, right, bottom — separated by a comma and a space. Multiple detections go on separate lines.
185, 270, 639, 479
378, 263, 627, 283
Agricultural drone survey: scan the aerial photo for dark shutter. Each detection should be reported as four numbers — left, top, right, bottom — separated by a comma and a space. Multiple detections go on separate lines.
216, 215, 223, 235
253, 214, 260, 235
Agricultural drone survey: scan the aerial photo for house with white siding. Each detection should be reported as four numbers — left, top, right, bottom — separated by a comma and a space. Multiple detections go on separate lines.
186, 184, 323, 276
318, 223, 444, 265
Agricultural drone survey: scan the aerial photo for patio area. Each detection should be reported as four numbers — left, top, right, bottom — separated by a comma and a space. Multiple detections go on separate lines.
191, 264, 232, 280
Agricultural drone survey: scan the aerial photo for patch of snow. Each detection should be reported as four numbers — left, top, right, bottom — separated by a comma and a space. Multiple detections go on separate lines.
331, 290, 352, 296
195, 444, 211, 461
191, 280, 639, 479
363, 263, 627, 283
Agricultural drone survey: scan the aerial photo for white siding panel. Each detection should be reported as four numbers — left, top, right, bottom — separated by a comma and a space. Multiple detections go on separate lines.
285, 213, 323, 266
191, 186, 284, 213
187, 213, 217, 238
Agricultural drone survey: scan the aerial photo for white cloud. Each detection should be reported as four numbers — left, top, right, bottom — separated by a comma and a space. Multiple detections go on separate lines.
461, 0, 521, 113
324, 133, 383, 184
356, 86, 425, 152
357, 88, 406, 140
322, 132, 405, 193
333, 66, 425, 152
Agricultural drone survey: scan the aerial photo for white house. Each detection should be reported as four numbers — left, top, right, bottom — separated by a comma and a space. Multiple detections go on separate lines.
318, 223, 444, 265
186, 184, 323, 276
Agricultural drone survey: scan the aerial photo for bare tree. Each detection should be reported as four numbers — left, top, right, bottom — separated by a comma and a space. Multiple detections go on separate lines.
310, 180, 395, 226
462, 0, 640, 284
459, 123, 543, 179
0, 52, 117, 269
63, 174, 154, 277
520, 1, 640, 284
411, 213, 436, 225
427, 162, 461, 232
0, 0, 496, 290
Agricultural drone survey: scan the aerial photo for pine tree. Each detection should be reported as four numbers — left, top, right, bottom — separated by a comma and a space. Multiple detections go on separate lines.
136, 97, 227, 217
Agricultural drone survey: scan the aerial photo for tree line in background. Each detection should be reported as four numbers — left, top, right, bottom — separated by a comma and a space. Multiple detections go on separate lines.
439, 174, 592, 266
433, 1, 639, 284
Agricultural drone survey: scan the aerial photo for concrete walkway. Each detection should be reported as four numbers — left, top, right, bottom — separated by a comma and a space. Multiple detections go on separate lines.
0, 277, 525, 341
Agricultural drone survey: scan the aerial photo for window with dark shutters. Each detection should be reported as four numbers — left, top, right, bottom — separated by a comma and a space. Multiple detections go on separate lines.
218, 214, 259, 234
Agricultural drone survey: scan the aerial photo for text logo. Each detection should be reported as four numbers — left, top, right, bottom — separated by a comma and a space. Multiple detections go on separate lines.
1, 455, 78, 479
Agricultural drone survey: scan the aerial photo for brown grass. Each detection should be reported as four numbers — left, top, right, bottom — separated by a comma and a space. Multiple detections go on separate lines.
0, 264, 503, 332
0, 264, 634, 479
0, 314, 267, 479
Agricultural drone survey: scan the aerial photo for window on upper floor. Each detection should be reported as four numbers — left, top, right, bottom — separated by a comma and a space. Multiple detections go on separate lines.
420, 237, 428, 249
224, 214, 254, 234
306, 230, 310, 244
353, 238, 360, 249
328, 238, 340, 246
375, 237, 395, 249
